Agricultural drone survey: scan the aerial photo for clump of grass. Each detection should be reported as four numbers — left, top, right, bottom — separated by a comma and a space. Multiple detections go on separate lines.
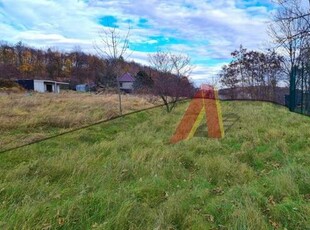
199, 155, 255, 186
263, 170, 299, 202
231, 203, 269, 230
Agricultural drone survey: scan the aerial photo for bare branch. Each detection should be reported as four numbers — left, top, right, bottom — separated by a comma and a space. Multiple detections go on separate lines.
148, 50, 194, 112
170, 53, 194, 77
94, 25, 131, 61
93, 22, 132, 116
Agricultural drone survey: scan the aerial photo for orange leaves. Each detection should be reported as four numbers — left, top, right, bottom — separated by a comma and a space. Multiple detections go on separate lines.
19, 50, 34, 74
19, 63, 33, 73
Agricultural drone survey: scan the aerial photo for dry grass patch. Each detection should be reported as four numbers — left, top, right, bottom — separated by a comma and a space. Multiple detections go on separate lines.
0, 92, 160, 151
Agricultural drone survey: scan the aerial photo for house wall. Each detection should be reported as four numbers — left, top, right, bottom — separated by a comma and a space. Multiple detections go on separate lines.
56, 84, 60, 93
34, 80, 56, 93
76, 84, 89, 92
33, 80, 46, 92
120, 82, 133, 90
16, 80, 34, 90
24, 80, 67, 93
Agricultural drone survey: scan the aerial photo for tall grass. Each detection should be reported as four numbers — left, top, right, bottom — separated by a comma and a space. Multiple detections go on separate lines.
0, 101, 309, 229
0, 92, 160, 151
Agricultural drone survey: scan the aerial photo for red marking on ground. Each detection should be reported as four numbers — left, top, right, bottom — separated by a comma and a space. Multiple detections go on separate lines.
170, 90, 204, 143
170, 86, 222, 143
204, 98, 222, 138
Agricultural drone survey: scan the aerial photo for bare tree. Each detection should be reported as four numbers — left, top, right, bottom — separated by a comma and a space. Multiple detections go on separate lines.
94, 25, 131, 115
148, 50, 172, 73
149, 50, 194, 112
219, 47, 284, 101
269, 0, 310, 111
269, 0, 310, 81
95, 26, 130, 61
170, 53, 193, 77
272, 0, 310, 40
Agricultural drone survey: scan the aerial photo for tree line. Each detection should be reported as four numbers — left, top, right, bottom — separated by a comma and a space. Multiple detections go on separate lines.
219, 0, 310, 106
0, 40, 195, 112
0, 41, 127, 86
219, 46, 284, 101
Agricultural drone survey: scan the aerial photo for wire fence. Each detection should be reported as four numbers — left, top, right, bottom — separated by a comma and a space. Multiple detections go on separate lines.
1, 94, 308, 155
288, 64, 310, 116
0, 103, 165, 154
0, 99, 190, 155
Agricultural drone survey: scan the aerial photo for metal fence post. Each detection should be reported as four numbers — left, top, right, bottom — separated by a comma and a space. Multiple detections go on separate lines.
289, 66, 296, 112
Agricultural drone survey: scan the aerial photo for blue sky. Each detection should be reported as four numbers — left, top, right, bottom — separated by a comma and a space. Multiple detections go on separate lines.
0, 0, 275, 85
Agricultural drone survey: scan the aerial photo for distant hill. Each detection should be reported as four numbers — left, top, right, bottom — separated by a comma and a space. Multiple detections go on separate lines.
0, 41, 168, 88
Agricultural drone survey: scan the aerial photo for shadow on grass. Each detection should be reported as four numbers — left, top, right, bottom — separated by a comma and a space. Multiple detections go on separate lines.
193, 113, 240, 138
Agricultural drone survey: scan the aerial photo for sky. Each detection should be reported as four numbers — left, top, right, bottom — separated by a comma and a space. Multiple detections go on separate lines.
0, 0, 275, 85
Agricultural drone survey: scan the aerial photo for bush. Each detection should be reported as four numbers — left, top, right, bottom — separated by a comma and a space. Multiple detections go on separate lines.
0, 79, 20, 88
0, 80, 24, 93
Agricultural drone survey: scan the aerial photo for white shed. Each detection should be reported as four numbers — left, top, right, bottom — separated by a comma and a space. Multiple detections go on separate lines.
17, 80, 69, 93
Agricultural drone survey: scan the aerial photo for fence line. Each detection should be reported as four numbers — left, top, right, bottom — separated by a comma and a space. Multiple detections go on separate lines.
0, 99, 189, 155
1, 98, 308, 155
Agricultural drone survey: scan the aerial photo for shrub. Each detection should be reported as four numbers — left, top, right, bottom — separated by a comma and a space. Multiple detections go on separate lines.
0, 79, 20, 88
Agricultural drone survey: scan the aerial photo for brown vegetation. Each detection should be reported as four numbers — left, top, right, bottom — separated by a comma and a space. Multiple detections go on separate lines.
0, 79, 25, 94
0, 92, 160, 151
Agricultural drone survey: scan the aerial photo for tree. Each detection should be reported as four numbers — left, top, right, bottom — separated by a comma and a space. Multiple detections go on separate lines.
70, 48, 90, 83
19, 49, 34, 77
0, 64, 20, 80
271, 0, 310, 41
269, 0, 310, 110
15, 41, 24, 67
32, 49, 46, 78
149, 50, 194, 112
0, 41, 106, 85
133, 70, 154, 92
46, 48, 64, 80
0, 42, 20, 79
269, 0, 310, 81
219, 47, 284, 100
218, 65, 239, 99
94, 25, 131, 115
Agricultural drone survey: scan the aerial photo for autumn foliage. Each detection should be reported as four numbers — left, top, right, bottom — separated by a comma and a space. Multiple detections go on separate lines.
0, 41, 195, 100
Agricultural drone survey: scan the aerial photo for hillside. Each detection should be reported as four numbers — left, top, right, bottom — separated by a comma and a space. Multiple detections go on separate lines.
0, 101, 309, 229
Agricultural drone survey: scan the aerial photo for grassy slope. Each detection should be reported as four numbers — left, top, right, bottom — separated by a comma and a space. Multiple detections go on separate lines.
0, 92, 158, 152
0, 101, 309, 229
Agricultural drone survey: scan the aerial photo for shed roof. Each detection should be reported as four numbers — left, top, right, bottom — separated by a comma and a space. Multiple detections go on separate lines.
118, 73, 135, 82
22, 79, 69, 85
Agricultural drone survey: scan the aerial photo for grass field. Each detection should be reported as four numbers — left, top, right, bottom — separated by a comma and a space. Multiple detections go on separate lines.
0, 92, 159, 152
0, 99, 309, 229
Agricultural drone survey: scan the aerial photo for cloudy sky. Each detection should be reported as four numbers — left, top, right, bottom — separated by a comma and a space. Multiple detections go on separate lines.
0, 0, 275, 85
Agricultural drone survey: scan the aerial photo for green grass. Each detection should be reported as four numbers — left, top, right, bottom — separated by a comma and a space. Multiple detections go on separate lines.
0, 101, 309, 229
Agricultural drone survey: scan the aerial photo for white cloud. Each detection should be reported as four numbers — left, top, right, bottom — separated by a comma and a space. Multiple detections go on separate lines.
0, 0, 275, 84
